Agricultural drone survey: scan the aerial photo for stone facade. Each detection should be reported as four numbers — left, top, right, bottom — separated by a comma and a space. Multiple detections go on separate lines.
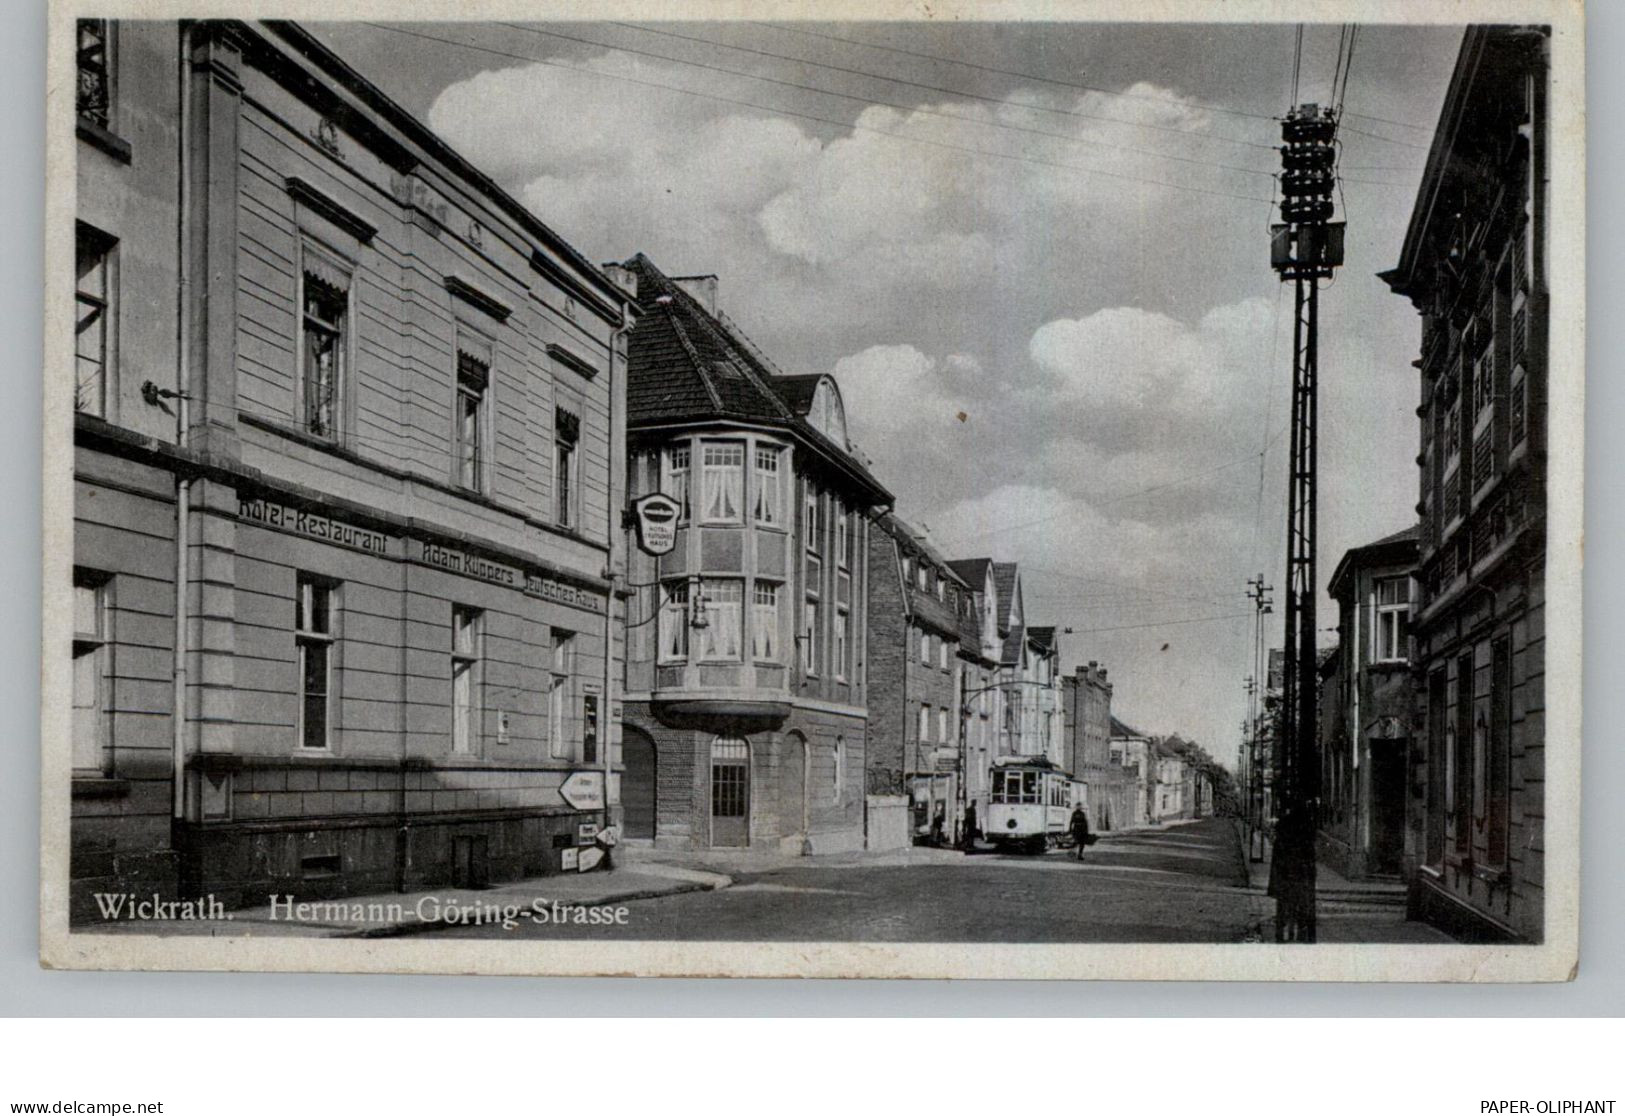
1317, 529, 1419, 881
1062, 663, 1130, 831
616, 255, 889, 853
1381, 25, 1549, 942
70, 21, 630, 918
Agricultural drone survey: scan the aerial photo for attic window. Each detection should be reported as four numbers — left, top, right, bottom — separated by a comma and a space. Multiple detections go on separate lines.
711, 359, 744, 382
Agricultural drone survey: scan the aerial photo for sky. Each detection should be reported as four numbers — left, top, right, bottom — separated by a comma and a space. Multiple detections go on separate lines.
310, 19, 1463, 770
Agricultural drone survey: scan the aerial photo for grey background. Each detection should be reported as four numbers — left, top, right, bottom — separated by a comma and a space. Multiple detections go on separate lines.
3, 3, 1617, 1016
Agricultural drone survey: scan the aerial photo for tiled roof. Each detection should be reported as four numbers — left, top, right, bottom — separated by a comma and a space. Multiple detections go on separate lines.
619, 254, 890, 502
1110, 716, 1145, 739
1028, 625, 1056, 652
993, 562, 1023, 663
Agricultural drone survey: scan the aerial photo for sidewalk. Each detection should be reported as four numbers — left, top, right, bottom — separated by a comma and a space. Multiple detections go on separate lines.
1236, 821, 1457, 944
617, 840, 971, 878
84, 860, 731, 940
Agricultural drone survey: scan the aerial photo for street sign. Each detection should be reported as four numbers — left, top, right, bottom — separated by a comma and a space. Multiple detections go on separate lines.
559, 770, 605, 810
577, 822, 599, 845
595, 826, 620, 848
561, 847, 579, 871
632, 492, 681, 556
578, 846, 605, 872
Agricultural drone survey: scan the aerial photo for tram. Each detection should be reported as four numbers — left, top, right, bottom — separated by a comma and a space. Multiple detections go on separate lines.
985, 757, 1086, 853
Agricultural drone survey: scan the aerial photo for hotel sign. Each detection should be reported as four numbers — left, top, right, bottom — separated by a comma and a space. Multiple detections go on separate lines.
632, 492, 681, 557
238, 497, 389, 555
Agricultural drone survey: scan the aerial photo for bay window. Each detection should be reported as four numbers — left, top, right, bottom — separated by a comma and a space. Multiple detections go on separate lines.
700, 579, 743, 660
751, 581, 781, 662
658, 580, 689, 663
753, 445, 784, 527
701, 442, 744, 522
663, 444, 691, 521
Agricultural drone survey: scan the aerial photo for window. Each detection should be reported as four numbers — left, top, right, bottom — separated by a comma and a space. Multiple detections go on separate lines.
1453, 651, 1474, 854
920, 631, 930, 666
901, 556, 912, 582
938, 708, 949, 745
751, 581, 780, 662
701, 441, 744, 522
76, 20, 111, 128
804, 480, 823, 554
658, 581, 689, 663
834, 607, 849, 680
834, 500, 849, 567
663, 444, 691, 521
451, 605, 482, 755
803, 598, 820, 676
918, 703, 930, 743
299, 268, 348, 440
296, 577, 337, 751
549, 629, 575, 759
555, 408, 580, 528
1373, 577, 1410, 663
832, 737, 845, 802
699, 579, 743, 661
453, 349, 488, 492
753, 445, 784, 527
75, 225, 115, 418
72, 573, 109, 772
1487, 637, 1512, 869
939, 641, 949, 671
916, 564, 928, 591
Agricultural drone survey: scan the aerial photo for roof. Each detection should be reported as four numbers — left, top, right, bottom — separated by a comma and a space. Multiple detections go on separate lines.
1110, 716, 1146, 739
619, 254, 890, 504
991, 562, 1024, 663
1027, 626, 1057, 653
1328, 523, 1420, 599
876, 514, 967, 588
947, 558, 992, 589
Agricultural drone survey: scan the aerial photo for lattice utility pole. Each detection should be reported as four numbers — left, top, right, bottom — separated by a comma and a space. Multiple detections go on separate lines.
1268, 104, 1344, 942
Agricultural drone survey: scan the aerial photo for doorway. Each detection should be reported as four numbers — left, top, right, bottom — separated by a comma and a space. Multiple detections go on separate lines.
622, 727, 657, 840
1369, 742, 1406, 876
778, 732, 807, 842
709, 737, 750, 847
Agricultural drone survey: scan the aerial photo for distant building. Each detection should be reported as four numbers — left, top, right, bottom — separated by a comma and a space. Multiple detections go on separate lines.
1110, 718, 1153, 828
1380, 25, 1550, 941
865, 514, 968, 844
614, 255, 891, 853
947, 558, 1005, 832
1062, 662, 1129, 830
1317, 528, 1420, 880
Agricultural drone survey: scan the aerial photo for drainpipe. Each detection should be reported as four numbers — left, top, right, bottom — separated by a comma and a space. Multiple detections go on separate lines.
601, 297, 633, 866
170, 22, 195, 822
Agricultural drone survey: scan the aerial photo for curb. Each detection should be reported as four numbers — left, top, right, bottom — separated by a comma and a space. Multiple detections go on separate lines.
337, 877, 728, 940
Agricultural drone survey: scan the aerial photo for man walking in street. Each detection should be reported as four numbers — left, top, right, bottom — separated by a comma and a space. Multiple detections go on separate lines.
1070, 803, 1091, 861
962, 801, 979, 853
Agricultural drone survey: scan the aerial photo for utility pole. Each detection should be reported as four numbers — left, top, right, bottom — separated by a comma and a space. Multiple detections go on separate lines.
1245, 574, 1273, 864
1268, 103, 1344, 942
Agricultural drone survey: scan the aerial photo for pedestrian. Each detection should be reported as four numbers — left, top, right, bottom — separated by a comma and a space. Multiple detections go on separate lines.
930, 802, 947, 847
962, 801, 979, 852
1069, 803, 1091, 861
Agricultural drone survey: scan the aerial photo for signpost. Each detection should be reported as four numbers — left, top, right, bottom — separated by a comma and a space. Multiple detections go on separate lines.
559, 770, 605, 811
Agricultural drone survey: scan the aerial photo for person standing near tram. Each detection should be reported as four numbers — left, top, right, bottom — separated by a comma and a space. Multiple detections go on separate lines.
1069, 802, 1092, 861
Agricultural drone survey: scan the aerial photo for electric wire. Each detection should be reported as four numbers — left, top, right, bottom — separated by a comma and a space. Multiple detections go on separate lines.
495, 20, 1277, 181
360, 22, 1277, 208
605, 20, 1282, 152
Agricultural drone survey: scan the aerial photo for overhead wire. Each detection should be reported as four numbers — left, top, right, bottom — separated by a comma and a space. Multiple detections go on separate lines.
739, 19, 1285, 126
496, 20, 1277, 181
606, 20, 1282, 152
360, 22, 1277, 208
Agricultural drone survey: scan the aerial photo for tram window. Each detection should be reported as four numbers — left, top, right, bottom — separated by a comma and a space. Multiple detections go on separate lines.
1022, 772, 1038, 803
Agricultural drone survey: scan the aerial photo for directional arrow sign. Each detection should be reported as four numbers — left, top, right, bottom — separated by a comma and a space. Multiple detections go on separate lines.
559, 770, 605, 811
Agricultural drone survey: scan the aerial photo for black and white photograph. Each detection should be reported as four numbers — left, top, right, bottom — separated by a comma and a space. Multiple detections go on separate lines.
40, 0, 1583, 980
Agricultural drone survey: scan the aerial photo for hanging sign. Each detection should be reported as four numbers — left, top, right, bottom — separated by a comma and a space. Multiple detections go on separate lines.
632, 492, 682, 557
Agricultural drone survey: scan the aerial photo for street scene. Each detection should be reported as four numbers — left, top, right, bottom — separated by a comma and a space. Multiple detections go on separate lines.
57, 15, 1551, 965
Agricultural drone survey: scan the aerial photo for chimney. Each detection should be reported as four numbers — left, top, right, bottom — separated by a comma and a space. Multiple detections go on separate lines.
600, 262, 638, 299
671, 274, 719, 316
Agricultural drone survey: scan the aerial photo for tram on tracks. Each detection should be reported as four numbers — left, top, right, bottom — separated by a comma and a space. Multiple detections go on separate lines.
985, 757, 1086, 853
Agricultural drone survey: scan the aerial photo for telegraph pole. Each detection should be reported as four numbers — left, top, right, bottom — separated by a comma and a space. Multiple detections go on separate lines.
1268, 103, 1344, 942
1245, 574, 1273, 863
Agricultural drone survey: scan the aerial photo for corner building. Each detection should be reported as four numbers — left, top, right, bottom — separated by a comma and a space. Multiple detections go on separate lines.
1381, 25, 1549, 941
70, 21, 632, 915
615, 257, 891, 853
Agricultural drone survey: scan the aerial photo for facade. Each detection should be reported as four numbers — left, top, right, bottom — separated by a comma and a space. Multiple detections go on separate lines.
1110, 719, 1153, 828
1380, 25, 1549, 942
947, 557, 1005, 833
617, 256, 891, 854
1062, 662, 1130, 830
1318, 528, 1420, 880
865, 515, 968, 844
71, 21, 631, 918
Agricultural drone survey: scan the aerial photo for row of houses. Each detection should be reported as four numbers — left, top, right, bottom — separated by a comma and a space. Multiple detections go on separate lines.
1241, 25, 1550, 944
66, 19, 1217, 918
